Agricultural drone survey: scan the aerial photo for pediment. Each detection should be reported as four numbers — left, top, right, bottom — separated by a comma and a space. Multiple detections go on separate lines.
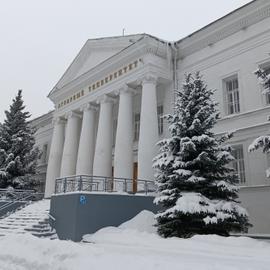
50, 34, 145, 95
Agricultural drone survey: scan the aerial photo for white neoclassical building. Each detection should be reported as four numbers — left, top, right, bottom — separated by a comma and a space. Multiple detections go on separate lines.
33, 0, 270, 233
42, 34, 174, 198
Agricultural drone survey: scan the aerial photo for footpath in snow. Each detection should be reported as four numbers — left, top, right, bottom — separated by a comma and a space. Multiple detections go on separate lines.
0, 210, 269, 270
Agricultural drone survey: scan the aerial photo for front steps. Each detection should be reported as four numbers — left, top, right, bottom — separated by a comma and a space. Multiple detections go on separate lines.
0, 199, 57, 239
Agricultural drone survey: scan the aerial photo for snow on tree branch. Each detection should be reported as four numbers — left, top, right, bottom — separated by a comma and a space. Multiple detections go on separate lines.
153, 72, 250, 238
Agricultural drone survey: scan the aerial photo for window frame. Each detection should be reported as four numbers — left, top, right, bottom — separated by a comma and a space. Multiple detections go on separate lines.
223, 74, 240, 115
231, 144, 246, 184
157, 104, 164, 136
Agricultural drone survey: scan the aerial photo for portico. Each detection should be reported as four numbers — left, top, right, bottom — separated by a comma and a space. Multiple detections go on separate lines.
44, 35, 171, 197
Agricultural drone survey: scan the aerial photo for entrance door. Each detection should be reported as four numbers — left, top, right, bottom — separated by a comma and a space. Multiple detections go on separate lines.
133, 162, 138, 192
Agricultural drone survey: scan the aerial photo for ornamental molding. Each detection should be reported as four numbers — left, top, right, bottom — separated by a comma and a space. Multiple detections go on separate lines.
177, 0, 270, 57
80, 103, 98, 112
96, 94, 117, 105
52, 117, 66, 126
140, 74, 158, 86
56, 59, 140, 110
114, 85, 137, 96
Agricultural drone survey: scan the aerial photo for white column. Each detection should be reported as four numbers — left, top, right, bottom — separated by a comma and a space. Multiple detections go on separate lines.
114, 87, 135, 190
60, 111, 81, 177
76, 104, 97, 175
93, 95, 114, 177
44, 117, 65, 198
138, 75, 159, 180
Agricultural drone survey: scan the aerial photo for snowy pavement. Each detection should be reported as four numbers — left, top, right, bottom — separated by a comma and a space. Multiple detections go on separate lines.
0, 211, 269, 270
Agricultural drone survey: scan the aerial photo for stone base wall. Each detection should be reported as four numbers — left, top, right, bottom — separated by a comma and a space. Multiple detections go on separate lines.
50, 193, 159, 241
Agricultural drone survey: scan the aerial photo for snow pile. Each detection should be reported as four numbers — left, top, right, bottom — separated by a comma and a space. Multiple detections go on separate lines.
83, 210, 157, 245
119, 210, 156, 233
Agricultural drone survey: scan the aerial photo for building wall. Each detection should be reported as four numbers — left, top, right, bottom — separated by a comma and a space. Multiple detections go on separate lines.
177, 14, 270, 188
30, 111, 54, 192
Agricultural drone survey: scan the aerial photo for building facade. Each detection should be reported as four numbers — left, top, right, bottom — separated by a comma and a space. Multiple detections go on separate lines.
33, 0, 270, 233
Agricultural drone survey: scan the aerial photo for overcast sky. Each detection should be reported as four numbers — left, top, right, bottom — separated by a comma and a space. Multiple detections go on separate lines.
0, 0, 252, 122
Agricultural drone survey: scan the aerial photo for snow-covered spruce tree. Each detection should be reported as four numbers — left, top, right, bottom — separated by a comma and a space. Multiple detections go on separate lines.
153, 73, 250, 238
249, 68, 270, 176
0, 90, 40, 188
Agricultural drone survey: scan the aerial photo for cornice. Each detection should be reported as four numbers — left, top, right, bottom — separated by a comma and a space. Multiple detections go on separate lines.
218, 105, 270, 124
178, 27, 270, 73
177, 0, 270, 57
30, 110, 54, 128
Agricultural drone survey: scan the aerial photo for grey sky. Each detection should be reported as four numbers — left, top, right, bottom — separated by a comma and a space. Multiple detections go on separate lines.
0, 0, 252, 122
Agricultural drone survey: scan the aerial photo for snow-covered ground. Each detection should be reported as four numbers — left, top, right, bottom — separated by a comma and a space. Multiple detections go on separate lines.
0, 210, 269, 270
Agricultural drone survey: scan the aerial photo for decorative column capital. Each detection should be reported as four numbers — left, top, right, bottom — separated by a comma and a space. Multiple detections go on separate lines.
65, 111, 82, 119
96, 94, 116, 105
80, 103, 98, 112
52, 117, 66, 126
115, 85, 137, 96
141, 74, 158, 86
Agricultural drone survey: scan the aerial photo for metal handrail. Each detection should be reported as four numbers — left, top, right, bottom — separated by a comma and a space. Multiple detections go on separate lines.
0, 189, 44, 216
55, 175, 157, 195
47, 213, 56, 221
0, 189, 35, 199
0, 194, 32, 212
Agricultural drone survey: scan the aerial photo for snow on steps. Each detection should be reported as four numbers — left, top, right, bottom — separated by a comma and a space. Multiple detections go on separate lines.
0, 199, 57, 239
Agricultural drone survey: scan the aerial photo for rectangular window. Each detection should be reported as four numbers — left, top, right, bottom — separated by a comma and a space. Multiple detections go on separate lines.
157, 105, 164, 136
224, 76, 240, 115
231, 145, 246, 184
134, 113, 140, 141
